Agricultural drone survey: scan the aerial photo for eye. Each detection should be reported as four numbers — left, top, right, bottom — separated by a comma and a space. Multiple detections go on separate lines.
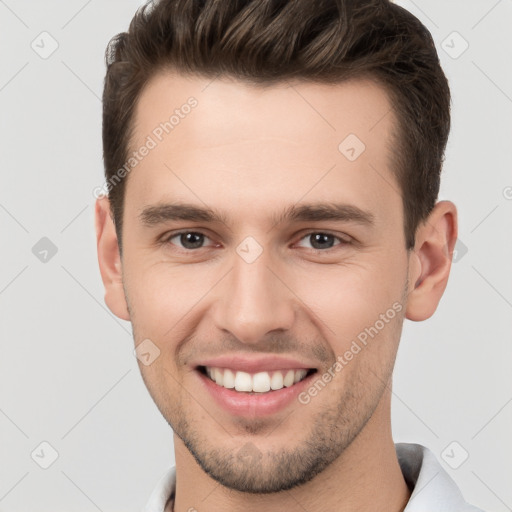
295, 232, 350, 251
160, 230, 350, 253
163, 231, 217, 250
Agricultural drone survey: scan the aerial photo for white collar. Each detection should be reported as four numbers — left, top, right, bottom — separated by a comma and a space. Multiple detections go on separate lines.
396, 443, 483, 511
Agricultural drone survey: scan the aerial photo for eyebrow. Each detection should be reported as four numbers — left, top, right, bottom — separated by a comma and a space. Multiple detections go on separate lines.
139, 201, 375, 228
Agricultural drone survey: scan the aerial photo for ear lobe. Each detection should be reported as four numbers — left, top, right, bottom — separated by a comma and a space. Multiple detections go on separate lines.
405, 200, 458, 322
95, 197, 130, 321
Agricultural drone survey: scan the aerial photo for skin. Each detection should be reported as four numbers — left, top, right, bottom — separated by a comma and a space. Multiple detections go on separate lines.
96, 72, 457, 512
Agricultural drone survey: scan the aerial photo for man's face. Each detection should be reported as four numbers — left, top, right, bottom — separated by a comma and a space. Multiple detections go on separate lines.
119, 73, 413, 492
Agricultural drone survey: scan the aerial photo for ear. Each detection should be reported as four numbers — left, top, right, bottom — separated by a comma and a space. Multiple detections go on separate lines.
95, 197, 130, 321
405, 200, 458, 321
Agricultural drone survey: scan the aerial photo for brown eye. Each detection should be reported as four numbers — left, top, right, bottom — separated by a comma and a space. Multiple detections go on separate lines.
165, 231, 213, 250
296, 232, 349, 251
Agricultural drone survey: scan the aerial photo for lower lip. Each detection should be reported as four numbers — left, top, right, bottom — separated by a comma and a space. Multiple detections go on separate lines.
196, 369, 316, 417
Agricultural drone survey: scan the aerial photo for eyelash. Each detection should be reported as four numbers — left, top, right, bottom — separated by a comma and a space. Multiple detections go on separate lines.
160, 230, 351, 253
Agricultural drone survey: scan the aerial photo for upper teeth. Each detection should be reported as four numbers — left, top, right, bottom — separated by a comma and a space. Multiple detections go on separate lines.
204, 367, 309, 393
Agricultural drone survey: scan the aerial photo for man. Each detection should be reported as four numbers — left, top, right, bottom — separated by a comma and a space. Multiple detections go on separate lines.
95, 0, 484, 510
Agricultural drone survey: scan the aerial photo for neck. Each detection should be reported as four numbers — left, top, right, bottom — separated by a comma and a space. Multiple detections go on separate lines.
172, 390, 410, 512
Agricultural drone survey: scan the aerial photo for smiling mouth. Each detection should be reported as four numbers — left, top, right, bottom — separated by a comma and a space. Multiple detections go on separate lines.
198, 365, 317, 394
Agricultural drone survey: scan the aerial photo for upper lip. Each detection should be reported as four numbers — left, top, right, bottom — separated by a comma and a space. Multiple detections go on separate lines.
194, 355, 318, 374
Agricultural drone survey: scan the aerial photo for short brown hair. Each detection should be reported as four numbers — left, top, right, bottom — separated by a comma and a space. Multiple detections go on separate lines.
102, 0, 450, 250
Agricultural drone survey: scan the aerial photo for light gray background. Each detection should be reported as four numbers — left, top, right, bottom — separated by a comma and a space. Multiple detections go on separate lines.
0, 0, 511, 510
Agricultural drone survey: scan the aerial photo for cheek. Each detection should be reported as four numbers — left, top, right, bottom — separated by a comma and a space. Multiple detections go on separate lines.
293, 258, 406, 351
295, 264, 405, 328
124, 260, 216, 340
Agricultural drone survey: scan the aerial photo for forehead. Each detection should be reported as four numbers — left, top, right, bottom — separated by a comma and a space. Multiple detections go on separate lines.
132, 71, 396, 151
125, 71, 400, 229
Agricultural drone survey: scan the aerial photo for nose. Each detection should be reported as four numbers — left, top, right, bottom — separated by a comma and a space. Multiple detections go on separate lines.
211, 247, 296, 345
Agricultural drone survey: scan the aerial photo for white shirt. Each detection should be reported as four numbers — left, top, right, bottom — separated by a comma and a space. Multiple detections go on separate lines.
142, 443, 484, 512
